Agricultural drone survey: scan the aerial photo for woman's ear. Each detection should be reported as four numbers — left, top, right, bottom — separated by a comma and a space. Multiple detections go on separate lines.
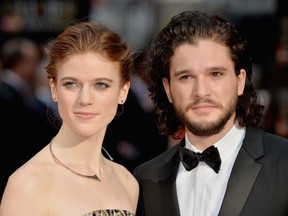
118, 81, 130, 104
49, 78, 57, 102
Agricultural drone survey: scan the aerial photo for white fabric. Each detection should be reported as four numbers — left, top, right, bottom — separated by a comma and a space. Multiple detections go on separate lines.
176, 124, 245, 216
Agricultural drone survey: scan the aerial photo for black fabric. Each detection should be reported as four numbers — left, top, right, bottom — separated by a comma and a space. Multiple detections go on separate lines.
178, 145, 221, 173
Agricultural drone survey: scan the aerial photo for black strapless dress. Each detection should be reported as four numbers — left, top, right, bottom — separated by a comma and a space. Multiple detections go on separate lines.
82, 209, 135, 216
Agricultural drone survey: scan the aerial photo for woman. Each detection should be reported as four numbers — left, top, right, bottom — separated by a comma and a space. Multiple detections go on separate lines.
0, 21, 139, 216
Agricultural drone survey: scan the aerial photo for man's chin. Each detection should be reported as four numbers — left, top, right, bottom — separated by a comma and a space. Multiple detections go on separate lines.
186, 121, 225, 137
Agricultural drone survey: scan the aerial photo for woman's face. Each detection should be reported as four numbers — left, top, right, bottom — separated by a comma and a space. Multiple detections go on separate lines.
50, 52, 130, 137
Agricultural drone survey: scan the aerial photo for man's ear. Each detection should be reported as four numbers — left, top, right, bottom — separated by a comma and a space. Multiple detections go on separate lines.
238, 69, 246, 96
162, 78, 172, 103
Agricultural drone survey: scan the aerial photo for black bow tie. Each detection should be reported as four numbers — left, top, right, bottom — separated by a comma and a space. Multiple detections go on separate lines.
178, 146, 221, 173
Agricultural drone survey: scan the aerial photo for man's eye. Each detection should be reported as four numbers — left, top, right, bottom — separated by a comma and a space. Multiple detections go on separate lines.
179, 75, 191, 80
212, 72, 221, 77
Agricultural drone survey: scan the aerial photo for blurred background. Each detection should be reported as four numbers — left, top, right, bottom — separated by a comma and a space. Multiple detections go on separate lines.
0, 0, 287, 178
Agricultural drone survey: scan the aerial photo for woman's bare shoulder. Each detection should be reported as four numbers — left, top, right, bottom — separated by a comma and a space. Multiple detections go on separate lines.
110, 160, 139, 201
111, 161, 138, 184
8, 146, 51, 188
0, 146, 52, 214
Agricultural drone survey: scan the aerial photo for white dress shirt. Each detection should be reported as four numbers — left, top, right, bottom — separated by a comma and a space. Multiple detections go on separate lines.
176, 124, 246, 216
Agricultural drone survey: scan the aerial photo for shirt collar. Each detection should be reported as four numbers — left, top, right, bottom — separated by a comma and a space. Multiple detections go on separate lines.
185, 123, 246, 163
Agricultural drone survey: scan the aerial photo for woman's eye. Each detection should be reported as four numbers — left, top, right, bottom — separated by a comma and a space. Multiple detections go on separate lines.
95, 82, 109, 89
63, 81, 77, 88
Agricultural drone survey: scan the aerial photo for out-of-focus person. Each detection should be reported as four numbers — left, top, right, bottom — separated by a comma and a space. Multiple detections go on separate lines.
0, 37, 58, 197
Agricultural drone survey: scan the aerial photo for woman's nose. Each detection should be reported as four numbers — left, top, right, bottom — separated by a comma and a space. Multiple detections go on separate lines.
78, 87, 93, 105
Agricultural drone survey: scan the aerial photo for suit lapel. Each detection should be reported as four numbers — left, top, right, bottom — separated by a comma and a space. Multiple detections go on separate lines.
157, 141, 185, 216
218, 127, 264, 216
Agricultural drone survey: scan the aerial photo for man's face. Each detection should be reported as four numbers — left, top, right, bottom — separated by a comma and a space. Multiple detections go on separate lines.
162, 40, 246, 137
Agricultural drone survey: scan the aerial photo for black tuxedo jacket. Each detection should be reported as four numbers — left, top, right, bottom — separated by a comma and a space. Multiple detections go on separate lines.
133, 127, 288, 216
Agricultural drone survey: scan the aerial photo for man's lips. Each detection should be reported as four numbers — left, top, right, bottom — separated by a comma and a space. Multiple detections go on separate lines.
190, 103, 217, 113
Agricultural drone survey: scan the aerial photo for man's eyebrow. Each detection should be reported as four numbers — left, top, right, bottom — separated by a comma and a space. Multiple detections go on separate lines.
173, 69, 190, 77
173, 65, 228, 77
207, 66, 227, 71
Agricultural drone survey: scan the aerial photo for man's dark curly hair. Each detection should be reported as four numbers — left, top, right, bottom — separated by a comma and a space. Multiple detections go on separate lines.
145, 10, 264, 139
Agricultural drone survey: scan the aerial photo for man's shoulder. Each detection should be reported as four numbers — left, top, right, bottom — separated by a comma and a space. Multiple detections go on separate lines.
246, 126, 288, 154
0, 82, 17, 98
262, 129, 288, 150
247, 126, 288, 144
133, 142, 182, 179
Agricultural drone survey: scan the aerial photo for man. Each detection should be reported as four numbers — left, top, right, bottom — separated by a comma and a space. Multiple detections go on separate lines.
133, 10, 288, 216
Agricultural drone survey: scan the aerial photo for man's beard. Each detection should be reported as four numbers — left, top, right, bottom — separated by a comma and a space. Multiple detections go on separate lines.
174, 98, 237, 137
